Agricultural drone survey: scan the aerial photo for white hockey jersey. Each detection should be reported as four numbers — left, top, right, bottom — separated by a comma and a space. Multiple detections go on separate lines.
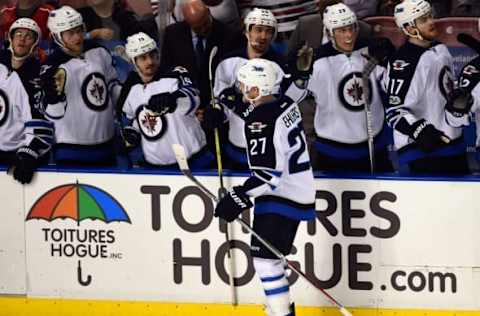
242, 95, 315, 221
122, 70, 205, 166
308, 42, 387, 146
386, 41, 464, 164
43, 42, 119, 146
0, 64, 32, 152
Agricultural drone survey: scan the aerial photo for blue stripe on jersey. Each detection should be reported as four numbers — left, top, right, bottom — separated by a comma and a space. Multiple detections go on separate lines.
225, 141, 248, 164
179, 87, 197, 116
255, 201, 315, 221
260, 274, 285, 282
25, 120, 54, 128
314, 127, 391, 159
264, 285, 289, 296
398, 137, 467, 165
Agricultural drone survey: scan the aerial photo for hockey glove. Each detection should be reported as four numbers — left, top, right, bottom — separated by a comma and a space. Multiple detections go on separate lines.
121, 126, 141, 149
411, 119, 450, 153
218, 86, 244, 111
202, 103, 226, 130
40, 67, 66, 104
214, 186, 253, 223
367, 37, 395, 67
11, 147, 38, 184
445, 88, 474, 117
146, 91, 183, 115
288, 41, 314, 83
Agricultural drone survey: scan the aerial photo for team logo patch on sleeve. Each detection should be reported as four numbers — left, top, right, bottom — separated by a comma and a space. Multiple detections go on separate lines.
439, 66, 454, 100
81, 72, 109, 111
136, 106, 167, 140
0, 89, 9, 126
338, 72, 372, 112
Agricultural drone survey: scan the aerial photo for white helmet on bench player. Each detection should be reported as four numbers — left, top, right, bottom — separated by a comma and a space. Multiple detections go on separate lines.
8, 18, 41, 60
236, 58, 277, 102
323, 3, 357, 35
394, 0, 432, 39
47, 5, 84, 49
244, 8, 277, 40
125, 32, 157, 61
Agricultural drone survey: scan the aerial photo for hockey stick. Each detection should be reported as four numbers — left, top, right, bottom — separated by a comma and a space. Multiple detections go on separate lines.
208, 45, 238, 306
171, 144, 353, 316
361, 56, 378, 174
457, 33, 480, 55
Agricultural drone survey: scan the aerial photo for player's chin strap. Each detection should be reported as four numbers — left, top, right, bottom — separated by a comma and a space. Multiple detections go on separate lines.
172, 143, 354, 316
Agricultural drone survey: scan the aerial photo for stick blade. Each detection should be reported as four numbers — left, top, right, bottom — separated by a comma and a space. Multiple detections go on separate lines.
172, 144, 189, 171
340, 307, 353, 316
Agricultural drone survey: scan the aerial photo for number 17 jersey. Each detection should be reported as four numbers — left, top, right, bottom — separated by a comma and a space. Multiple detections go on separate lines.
242, 95, 316, 221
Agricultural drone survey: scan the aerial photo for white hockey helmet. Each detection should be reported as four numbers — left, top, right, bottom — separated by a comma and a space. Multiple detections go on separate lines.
244, 8, 277, 40
236, 58, 277, 102
394, 0, 432, 35
323, 3, 358, 35
8, 18, 41, 60
47, 5, 84, 48
125, 32, 158, 61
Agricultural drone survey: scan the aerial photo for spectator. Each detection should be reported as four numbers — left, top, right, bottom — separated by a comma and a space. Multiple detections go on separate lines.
119, 32, 214, 169
41, 6, 121, 165
377, 0, 401, 16
0, 18, 54, 184
451, 0, 480, 17
0, 0, 56, 40
78, 0, 158, 42
386, 0, 468, 174
343, 0, 378, 18
160, 0, 242, 112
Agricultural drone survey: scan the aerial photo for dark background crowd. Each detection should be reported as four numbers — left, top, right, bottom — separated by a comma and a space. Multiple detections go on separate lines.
0, 0, 480, 179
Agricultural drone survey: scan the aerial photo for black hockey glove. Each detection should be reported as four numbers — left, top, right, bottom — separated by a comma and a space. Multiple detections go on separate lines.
146, 91, 183, 115
446, 56, 480, 116
202, 103, 225, 130
411, 119, 450, 153
367, 37, 395, 67
218, 86, 244, 111
11, 147, 38, 184
214, 186, 253, 223
121, 126, 141, 149
40, 66, 66, 104
288, 40, 314, 83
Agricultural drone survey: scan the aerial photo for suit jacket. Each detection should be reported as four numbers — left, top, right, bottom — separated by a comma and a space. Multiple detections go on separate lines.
287, 14, 373, 55
161, 18, 243, 107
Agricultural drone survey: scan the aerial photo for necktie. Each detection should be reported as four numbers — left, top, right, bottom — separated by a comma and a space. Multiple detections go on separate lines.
195, 35, 205, 69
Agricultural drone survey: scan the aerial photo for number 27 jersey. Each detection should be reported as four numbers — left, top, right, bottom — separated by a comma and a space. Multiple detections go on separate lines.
242, 95, 315, 221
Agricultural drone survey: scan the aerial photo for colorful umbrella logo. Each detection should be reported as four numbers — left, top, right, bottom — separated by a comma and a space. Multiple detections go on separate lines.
27, 183, 131, 224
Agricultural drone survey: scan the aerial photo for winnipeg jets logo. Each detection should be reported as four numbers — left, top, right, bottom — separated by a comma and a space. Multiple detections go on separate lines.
392, 60, 410, 71
439, 66, 454, 100
0, 89, 9, 126
248, 122, 267, 133
338, 72, 371, 111
137, 106, 167, 140
82, 72, 109, 111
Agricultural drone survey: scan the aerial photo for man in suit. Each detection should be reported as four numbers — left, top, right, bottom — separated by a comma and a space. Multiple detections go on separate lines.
160, 0, 242, 110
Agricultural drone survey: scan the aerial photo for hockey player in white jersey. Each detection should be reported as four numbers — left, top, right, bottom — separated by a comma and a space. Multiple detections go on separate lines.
41, 6, 121, 165
306, 3, 393, 172
204, 8, 303, 169
214, 59, 315, 316
386, 0, 468, 174
0, 18, 54, 184
119, 32, 214, 168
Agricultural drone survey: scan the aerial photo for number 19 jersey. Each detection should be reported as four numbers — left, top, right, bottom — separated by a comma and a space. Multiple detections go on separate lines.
242, 95, 315, 221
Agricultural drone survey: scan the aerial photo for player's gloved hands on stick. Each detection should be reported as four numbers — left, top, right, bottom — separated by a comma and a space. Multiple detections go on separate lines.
202, 102, 225, 130
11, 147, 38, 184
214, 186, 253, 223
146, 91, 183, 115
411, 119, 450, 153
367, 37, 395, 67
